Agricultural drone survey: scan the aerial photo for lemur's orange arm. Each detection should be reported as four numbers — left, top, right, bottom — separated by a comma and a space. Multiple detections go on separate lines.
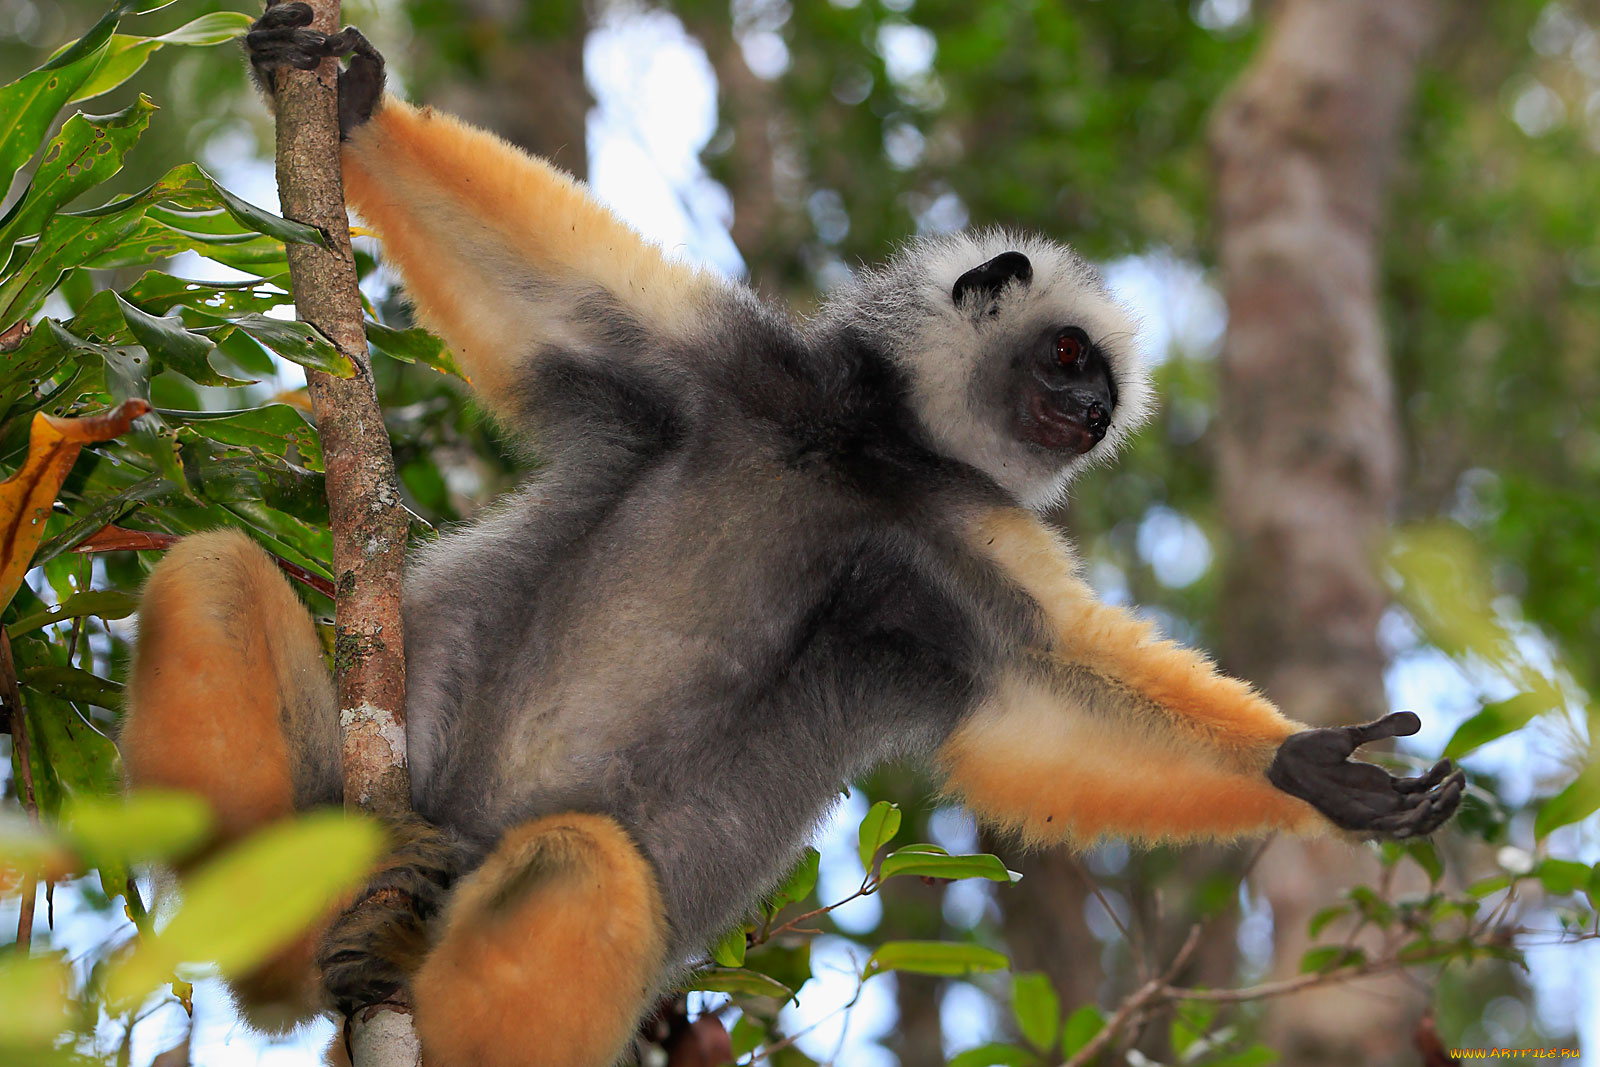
340, 98, 721, 423
942, 508, 1326, 846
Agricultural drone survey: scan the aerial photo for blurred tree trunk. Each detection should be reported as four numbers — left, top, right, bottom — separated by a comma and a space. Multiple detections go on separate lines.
1209, 1, 1434, 1064
423, 4, 589, 178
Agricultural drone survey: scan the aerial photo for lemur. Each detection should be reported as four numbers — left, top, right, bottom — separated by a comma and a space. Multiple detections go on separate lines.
117, 6, 1466, 1065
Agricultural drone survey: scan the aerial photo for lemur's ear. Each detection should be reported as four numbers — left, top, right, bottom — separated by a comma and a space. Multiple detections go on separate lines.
952, 251, 1033, 310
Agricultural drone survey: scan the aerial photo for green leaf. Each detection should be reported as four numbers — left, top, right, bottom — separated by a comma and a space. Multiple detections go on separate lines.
163, 404, 322, 471
1400, 839, 1445, 884
769, 846, 821, 911
1169, 999, 1217, 1058
216, 314, 354, 378
1534, 857, 1592, 896
730, 1015, 766, 1060
948, 1043, 1036, 1067
0, 954, 72, 1047
1202, 1046, 1279, 1067
1306, 904, 1349, 938
862, 940, 1009, 979
1535, 764, 1600, 839
69, 12, 252, 102
684, 967, 794, 1002
365, 320, 467, 378
9, 588, 139, 635
711, 924, 747, 968
1011, 972, 1059, 1053
880, 848, 1020, 884
1443, 693, 1551, 759
18, 663, 124, 710
123, 270, 291, 316
115, 294, 250, 387
0, 34, 113, 196
106, 810, 385, 1005
0, 95, 156, 265
61, 789, 212, 867
1298, 946, 1364, 974
857, 800, 901, 870
1059, 1005, 1104, 1057
1, 207, 150, 328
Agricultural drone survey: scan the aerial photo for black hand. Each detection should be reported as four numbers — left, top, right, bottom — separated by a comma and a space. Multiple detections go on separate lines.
1267, 711, 1465, 838
244, 2, 386, 138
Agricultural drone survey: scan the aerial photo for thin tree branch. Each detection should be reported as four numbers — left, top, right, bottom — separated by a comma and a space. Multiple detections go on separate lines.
1, 628, 41, 949
267, 0, 417, 1062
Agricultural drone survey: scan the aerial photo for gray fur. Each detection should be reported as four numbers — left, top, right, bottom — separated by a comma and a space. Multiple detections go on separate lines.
399, 235, 1144, 960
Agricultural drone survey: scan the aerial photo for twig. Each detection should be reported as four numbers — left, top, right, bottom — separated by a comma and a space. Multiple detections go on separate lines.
1, 628, 41, 949
1061, 923, 1204, 1067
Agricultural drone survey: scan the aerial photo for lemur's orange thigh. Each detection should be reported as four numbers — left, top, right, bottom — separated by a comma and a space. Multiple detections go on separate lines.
122, 529, 311, 839
413, 814, 668, 1067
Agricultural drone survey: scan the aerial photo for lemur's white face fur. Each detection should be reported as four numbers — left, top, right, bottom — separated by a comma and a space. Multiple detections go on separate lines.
816, 229, 1152, 510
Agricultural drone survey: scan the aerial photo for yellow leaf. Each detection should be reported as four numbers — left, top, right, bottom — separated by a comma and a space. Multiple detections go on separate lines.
0, 399, 150, 610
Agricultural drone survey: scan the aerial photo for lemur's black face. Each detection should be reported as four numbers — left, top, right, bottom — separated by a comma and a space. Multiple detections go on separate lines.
1014, 326, 1117, 456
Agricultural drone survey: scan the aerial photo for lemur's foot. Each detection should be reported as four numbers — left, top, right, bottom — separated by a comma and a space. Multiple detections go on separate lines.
316, 814, 462, 1015
1268, 712, 1465, 838
245, 2, 385, 137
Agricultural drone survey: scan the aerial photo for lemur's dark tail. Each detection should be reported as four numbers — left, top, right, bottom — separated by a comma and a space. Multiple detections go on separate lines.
122, 528, 342, 1027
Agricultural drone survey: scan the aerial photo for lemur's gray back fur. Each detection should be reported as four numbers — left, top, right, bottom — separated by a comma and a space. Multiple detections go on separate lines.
400, 233, 1145, 960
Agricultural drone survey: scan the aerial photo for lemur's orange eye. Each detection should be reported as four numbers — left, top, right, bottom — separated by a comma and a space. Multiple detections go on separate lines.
1057, 332, 1085, 367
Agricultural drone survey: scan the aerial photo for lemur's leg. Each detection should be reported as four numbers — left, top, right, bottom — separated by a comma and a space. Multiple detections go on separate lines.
943, 508, 1464, 845
122, 529, 341, 837
244, 4, 724, 428
412, 814, 669, 1067
122, 530, 343, 1022
123, 532, 462, 1026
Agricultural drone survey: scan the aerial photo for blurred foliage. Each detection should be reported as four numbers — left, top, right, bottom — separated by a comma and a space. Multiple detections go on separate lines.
1, 0, 1598, 1064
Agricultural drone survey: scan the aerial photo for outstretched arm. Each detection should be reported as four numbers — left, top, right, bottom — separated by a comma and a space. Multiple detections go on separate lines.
247, 4, 724, 427
941, 508, 1462, 846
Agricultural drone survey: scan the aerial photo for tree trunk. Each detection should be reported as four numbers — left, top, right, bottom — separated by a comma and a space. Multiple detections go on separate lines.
1208, 1, 1433, 1063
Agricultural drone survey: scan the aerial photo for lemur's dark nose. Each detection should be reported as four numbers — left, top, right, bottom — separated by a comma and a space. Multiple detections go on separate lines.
1084, 400, 1111, 439
953, 251, 1033, 308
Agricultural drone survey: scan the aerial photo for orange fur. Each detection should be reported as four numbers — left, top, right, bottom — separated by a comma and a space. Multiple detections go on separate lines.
938, 508, 1325, 845
122, 529, 314, 839
941, 669, 1323, 846
413, 813, 668, 1067
340, 98, 717, 420
969, 509, 1301, 750
122, 530, 341, 1025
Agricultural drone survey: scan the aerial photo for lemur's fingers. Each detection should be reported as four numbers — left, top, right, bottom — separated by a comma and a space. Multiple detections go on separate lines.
1394, 757, 1455, 794
1368, 771, 1465, 838
1344, 711, 1422, 748
245, 8, 386, 135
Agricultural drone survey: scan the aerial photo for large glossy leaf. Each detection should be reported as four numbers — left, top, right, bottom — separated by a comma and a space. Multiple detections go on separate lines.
879, 847, 1020, 884
1, 162, 319, 325
71, 12, 254, 102
365, 320, 467, 379
124, 270, 291, 316
105, 811, 385, 1005
862, 940, 1009, 979
1535, 763, 1600, 839
0, 95, 155, 265
9, 588, 139, 635
115, 293, 251, 387
215, 313, 353, 378
1443, 692, 1557, 759
18, 663, 124, 711
0, 36, 113, 196
163, 405, 323, 471
947, 1043, 1035, 1067
61, 790, 212, 868
685, 967, 794, 1002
